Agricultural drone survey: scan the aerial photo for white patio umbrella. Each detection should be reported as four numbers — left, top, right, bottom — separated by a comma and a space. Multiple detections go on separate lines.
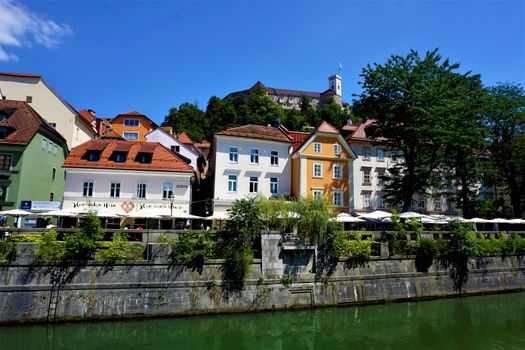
204, 212, 231, 220
0, 209, 32, 216
172, 213, 203, 220
124, 210, 162, 219
507, 218, 525, 224
399, 211, 432, 219
334, 213, 366, 223
463, 217, 491, 223
488, 218, 511, 223
37, 210, 78, 217
357, 210, 392, 221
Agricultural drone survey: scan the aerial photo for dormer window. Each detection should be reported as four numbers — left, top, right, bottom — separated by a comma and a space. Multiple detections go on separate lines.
0, 109, 15, 121
0, 127, 13, 139
110, 151, 127, 163
83, 150, 101, 162
124, 119, 140, 127
135, 152, 152, 164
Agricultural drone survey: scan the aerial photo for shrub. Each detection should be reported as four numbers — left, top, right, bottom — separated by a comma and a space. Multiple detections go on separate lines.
223, 243, 253, 285
415, 238, 438, 272
35, 230, 65, 261
65, 212, 104, 259
98, 232, 144, 261
170, 230, 215, 264
0, 240, 17, 263
8, 233, 42, 243
332, 231, 373, 259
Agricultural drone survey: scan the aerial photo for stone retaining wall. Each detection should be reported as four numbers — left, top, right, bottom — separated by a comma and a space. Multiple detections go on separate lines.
0, 238, 524, 324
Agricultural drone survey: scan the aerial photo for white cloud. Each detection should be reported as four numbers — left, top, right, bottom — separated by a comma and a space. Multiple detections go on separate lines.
0, 0, 72, 61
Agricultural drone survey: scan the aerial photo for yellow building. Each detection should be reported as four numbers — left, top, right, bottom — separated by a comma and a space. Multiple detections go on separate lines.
290, 122, 357, 213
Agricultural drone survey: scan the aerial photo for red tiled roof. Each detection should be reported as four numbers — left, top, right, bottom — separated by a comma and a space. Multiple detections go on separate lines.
111, 111, 159, 128
63, 140, 194, 173
288, 131, 311, 152
177, 132, 194, 145
0, 100, 66, 146
78, 109, 96, 123
100, 130, 123, 140
345, 119, 382, 141
118, 111, 144, 116
316, 121, 339, 134
0, 72, 41, 79
195, 141, 210, 149
216, 124, 292, 143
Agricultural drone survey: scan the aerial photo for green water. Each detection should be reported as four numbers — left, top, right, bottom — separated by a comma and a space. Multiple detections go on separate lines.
0, 293, 524, 350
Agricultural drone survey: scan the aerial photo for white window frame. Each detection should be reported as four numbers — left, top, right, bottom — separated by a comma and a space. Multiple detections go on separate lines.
332, 189, 343, 207
136, 182, 147, 199
377, 148, 385, 161
229, 147, 238, 163
162, 182, 174, 199
312, 188, 324, 199
313, 142, 321, 153
82, 180, 94, 197
110, 182, 121, 198
363, 194, 372, 208
363, 147, 371, 161
270, 151, 279, 166
123, 132, 139, 140
124, 119, 140, 127
313, 163, 323, 178
41, 138, 47, 150
250, 149, 259, 164
270, 177, 279, 195
227, 175, 237, 193
334, 144, 342, 156
333, 163, 343, 179
249, 176, 258, 193
363, 170, 371, 185
378, 195, 386, 208
434, 198, 442, 211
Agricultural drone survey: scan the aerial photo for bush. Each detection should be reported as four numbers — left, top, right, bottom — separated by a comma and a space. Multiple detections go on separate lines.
170, 230, 215, 264
223, 244, 253, 285
65, 212, 104, 259
8, 233, 42, 243
0, 240, 17, 263
98, 232, 144, 261
332, 231, 373, 259
35, 230, 65, 261
415, 238, 438, 272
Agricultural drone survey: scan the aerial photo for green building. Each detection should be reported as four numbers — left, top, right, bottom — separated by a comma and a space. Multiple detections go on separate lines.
0, 100, 68, 219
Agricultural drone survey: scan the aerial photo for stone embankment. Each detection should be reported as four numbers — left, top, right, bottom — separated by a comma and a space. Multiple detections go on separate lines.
0, 234, 523, 324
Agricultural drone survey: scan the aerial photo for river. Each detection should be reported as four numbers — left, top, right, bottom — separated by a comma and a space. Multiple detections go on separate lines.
0, 293, 523, 350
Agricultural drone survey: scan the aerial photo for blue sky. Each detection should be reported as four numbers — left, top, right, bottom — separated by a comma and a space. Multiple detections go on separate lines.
1, 0, 524, 125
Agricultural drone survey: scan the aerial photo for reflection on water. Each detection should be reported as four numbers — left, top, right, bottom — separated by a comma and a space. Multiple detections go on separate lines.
0, 293, 524, 350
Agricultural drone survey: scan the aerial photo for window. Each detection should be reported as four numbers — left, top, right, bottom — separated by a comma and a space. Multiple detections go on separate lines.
124, 119, 140, 127
53, 145, 58, 156
162, 183, 174, 199
333, 164, 343, 179
136, 183, 147, 199
270, 177, 278, 195
123, 132, 139, 140
41, 138, 47, 150
377, 149, 385, 161
363, 170, 371, 185
111, 152, 127, 163
171, 145, 180, 153
51, 167, 56, 181
434, 198, 442, 211
250, 149, 259, 164
419, 199, 426, 210
26, 96, 32, 103
47, 142, 53, 153
49, 192, 54, 201
135, 152, 152, 164
0, 154, 11, 170
0, 186, 6, 201
332, 190, 343, 207
110, 182, 121, 198
228, 175, 237, 192
363, 147, 371, 160
313, 163, 323, 178
312, 189, 324, 199
313, 143, 321, 153
84, 150, 101, 162
378, 195, 386, 208
270, 151, 279, 166
48, 122, 56, 129
82, 181, 94, 197
334, 144, 342, 155
391, 151, 398, 162
0, 128, 9, 139
447, 198, 456, 211
363, 194, 371, 208
249, 176, 258, 193
229, 147, 238, 163
376, 169, 386, 185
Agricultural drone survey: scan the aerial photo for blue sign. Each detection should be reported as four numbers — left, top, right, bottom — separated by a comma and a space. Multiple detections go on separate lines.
20, 201, 31, 210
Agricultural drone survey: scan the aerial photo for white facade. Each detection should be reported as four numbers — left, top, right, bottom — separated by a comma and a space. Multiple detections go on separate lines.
63, 168, 192, 215
0, 74, 96, 148
328, 74, 342, 96
213, 135, 292, 214
145, 129, 200, 169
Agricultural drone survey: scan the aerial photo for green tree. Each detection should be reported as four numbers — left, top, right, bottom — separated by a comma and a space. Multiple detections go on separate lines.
161, 102, 207, 142
204, 96, 236, 139
65, 211, 104, 259
353, 49, 483, 211
482, 83, 525, 218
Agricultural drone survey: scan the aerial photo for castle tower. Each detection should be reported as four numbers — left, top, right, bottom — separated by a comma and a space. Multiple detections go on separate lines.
328, 74, 342, 96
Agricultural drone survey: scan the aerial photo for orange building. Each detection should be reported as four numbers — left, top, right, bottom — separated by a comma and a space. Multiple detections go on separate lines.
110, 111, 158, 141
291, 121, 357, 213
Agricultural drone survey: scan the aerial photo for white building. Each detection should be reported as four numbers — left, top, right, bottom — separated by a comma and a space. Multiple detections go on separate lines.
0, 72, 96, 148
145, 128, 200, 170
212, 125, 293, 214
62, 138, 194, 227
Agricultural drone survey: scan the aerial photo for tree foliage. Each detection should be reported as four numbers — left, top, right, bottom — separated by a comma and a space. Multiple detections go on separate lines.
65, 211, 104, 259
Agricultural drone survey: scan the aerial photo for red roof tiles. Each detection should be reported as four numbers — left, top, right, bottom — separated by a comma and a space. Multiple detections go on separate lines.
345, 119, 381, 141
288, 131, 312, 152
177, 132, 194, 145
0, 100, 66, 146
216, 124, 292, 143
78, 109, 96, 124
316, 121, 339, 134
64, 139, 194, 173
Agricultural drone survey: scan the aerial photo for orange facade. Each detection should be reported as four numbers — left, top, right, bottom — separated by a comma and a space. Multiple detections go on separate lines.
292, 134, 355, 213
111, 113, 157, 141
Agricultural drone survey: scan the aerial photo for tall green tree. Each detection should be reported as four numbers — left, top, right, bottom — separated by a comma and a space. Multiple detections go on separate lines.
162, 102, 206, 142
204, 96, 236, 139
353, 49, 484, 212
482, 83, 525, 218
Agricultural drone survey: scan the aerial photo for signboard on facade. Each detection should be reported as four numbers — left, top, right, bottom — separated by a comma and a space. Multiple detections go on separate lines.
20, 201, 61, 211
